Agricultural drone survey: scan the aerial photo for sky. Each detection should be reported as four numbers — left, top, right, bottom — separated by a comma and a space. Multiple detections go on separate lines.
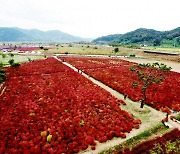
0, 0, 180, 38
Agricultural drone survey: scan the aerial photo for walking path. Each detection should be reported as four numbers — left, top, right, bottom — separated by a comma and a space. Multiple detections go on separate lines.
53, 56, 179, 153
121, 57, 180, 73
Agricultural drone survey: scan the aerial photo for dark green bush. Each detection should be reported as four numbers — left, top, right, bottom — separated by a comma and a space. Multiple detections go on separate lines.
0, 63, 6, 84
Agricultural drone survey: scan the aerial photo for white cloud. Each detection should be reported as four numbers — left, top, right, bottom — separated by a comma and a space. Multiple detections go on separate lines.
0, 0, 179, 38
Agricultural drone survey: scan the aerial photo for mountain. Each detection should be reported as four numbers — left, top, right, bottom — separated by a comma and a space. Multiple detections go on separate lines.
93, 27, 180, 46
0, 28, 32, 42
0, 27, 86, 42
93, 34, 122, 44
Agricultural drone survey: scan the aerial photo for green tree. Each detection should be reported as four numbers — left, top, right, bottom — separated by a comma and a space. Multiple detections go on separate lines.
8, 59, 14, 65
114, 47, 119, 54
7, 54, 20, 67
1, 53, 6, 59
153, 39, 161, 46
176, 37, 180, 44
130, 62, 171, 108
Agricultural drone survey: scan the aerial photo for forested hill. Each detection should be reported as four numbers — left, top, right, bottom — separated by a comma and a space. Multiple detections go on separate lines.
93, 27, 180, 46
0, 27, 86, 42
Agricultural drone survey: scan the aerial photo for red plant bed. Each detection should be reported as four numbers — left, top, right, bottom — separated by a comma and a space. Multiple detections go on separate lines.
59, 56, 180, 111
0, 58, 139, 153
17, 47, 41, 51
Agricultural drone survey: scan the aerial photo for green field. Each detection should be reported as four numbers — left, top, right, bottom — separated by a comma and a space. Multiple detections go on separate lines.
143, 46, 180, 53
42, 45, 180, 56
0, 54, 44, 65
42, 45, 139, 56
43, 46, 115, 55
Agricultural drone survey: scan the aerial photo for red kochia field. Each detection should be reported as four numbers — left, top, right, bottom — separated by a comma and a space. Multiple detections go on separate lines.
0, 58, 140, 153
60, 56, 180, 111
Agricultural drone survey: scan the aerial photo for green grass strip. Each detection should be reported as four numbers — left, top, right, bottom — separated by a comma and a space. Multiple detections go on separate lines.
99, 123, 169, 154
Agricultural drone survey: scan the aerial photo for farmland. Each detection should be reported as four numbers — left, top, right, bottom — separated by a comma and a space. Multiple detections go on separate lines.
0, 0, 180, 152
0, 49, 180, 153
59, 56, 180, 111
0, 57, 142, 153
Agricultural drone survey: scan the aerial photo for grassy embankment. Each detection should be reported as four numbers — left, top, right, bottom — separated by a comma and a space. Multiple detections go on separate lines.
99, 123, 170, 154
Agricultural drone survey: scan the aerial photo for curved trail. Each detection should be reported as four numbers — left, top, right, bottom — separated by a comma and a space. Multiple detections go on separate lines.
53, 56, 179, 154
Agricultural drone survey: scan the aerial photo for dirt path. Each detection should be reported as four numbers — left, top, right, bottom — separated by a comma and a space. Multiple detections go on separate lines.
120, 57, 180, 73
53, 56, 179, 154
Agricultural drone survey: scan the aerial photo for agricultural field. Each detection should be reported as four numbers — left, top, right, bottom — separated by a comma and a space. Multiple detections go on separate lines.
59, 56, 180, 111
43, 44, 180, 63
0, 54, 179, 153
43, 45, 116, 55
43, 44, 180, 55
0, 58, 142, 153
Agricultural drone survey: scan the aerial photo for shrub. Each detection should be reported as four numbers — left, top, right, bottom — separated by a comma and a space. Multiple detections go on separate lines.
0, 63, 6, 84
129, 54, 136, 57
114, 47, 119, 53
8, 59, 14, 65
11, 63, 20, 67
8, 58, 20, 68
9, 53, 14, 57
1, 53, 6, 58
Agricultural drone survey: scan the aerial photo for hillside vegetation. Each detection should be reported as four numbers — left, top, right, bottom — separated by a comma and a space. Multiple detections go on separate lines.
0, 27, 85, 42
93, 27, 180, 47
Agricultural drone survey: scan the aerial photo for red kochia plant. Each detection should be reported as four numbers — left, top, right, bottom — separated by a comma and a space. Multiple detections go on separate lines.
60, 56, 180, 111
0, 58, 139, 153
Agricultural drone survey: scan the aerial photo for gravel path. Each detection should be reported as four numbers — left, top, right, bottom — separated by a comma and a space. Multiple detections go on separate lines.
53, 56, 179, 154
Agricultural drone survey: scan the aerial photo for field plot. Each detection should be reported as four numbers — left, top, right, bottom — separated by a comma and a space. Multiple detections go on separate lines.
60, 56, 180, 111
0, 58, 140, 153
